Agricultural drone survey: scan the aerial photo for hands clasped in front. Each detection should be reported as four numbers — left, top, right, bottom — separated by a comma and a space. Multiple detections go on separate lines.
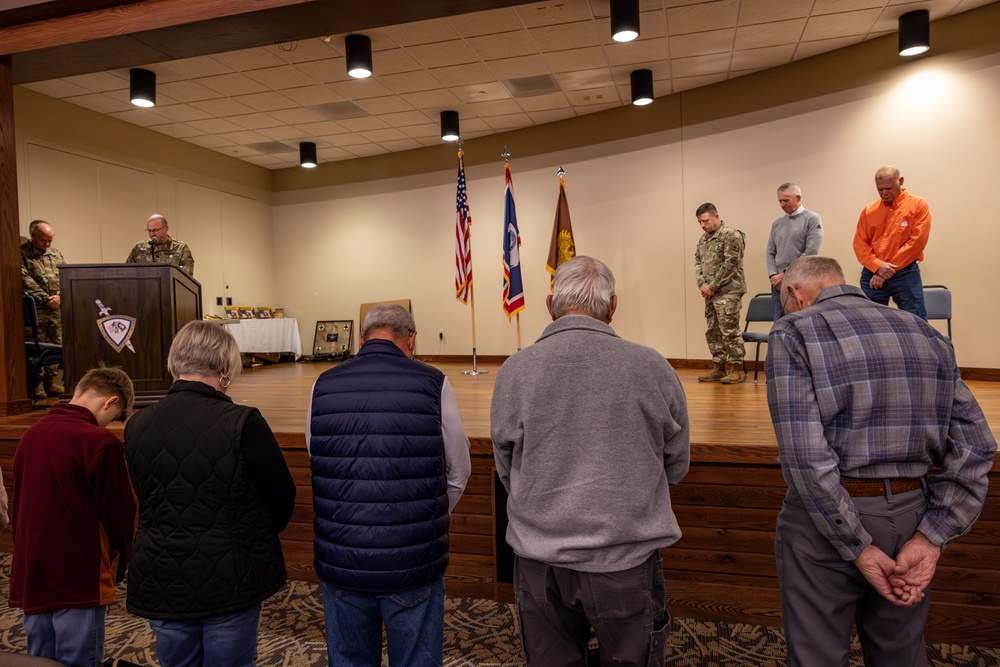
853, 531, 941, 606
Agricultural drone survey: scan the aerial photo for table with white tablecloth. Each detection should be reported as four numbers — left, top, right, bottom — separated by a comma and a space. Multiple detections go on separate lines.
226, 318, 303, 359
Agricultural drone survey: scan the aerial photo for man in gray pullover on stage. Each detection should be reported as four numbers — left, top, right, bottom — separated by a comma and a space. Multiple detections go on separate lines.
491, 255, 690, 667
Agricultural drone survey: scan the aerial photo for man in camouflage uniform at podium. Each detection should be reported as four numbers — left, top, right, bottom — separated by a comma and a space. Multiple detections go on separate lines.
694, 203, 747, 384
126, 214, 194, 275
21, 220, 65, 399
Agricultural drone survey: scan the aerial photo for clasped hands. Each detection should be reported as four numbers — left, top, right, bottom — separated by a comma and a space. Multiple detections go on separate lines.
853, 531, 941, 607
868, 262, 898, 290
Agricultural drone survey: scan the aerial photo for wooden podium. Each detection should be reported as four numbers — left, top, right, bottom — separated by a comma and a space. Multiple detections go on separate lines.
59, 263, 202, 405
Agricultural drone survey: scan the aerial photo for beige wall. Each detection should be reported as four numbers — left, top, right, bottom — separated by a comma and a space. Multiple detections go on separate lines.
12, 4, 1000, 367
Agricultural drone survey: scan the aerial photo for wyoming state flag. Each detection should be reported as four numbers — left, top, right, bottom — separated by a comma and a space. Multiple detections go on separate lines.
502, 164, 525, 319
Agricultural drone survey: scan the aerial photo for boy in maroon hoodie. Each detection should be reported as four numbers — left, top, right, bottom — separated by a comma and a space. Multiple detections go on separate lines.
10, 367, 136, 667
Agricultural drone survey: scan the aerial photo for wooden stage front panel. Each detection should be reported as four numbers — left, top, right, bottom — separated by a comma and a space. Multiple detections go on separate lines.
1, 361, 998, 645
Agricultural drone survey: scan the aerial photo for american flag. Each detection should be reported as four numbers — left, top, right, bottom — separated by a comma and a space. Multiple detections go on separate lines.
502, 163, 525, 318
454, 151, 473, 304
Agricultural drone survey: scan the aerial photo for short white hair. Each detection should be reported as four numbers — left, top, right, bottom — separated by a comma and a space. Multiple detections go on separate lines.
550, 256, 616, 319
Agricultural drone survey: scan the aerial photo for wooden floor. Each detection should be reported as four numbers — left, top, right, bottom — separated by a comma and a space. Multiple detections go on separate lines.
1, 360, 999, 646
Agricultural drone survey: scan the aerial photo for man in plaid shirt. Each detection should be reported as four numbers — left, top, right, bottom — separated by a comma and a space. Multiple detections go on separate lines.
766, 256, 996, 667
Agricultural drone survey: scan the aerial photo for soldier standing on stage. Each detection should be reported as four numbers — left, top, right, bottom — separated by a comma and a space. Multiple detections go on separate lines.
694, 203, 747, 384
126, 214, 195, 275
21, 220, 65, 400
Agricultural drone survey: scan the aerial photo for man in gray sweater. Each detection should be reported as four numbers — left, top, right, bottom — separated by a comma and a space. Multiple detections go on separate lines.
766, 183, 823, 320
491, 256, 690, 667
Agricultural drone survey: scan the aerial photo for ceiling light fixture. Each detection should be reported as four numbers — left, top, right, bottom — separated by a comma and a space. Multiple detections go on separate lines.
441, 110, 460, 142
300, 142, 317, 168
129, 68, 156, 108
898, 9, 930, 57
611, 0, 640, 43
346, 34, 373, 78
630, 69, 653, 106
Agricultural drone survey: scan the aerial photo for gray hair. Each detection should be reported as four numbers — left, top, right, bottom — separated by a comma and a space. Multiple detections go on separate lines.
783, 256, 845, 287
167, 320, 242, 379
777, 182, 801, 196
550, 256, 616, 319
875, 166, 900, 180
28, 220, 50, 233
362, 304, 415, 339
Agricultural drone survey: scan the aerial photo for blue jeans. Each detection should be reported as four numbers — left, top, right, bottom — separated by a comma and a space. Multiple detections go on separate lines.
148, 604, 261, 667
24, 606, 106, 667
860, 262, 926, 320
771, 286, 784, 321
322, 577, 445, 667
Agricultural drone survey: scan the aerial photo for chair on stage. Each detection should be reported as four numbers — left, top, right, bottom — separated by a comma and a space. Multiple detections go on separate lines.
23, 292, 63, 402
923, 284, 952, 342
741, 293, 774, 383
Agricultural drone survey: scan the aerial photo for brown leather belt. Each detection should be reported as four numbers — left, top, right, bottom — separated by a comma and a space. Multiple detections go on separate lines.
842, 477, 923, 497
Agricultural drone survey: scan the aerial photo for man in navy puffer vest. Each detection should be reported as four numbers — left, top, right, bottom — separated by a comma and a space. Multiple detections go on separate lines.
308, 304, 471, 666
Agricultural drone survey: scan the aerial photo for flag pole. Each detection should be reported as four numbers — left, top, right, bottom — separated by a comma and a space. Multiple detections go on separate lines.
515, 313, 522, 351
464, 277, 483, 374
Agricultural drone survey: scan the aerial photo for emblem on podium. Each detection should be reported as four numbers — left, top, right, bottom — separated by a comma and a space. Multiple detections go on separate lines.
95, 299, 137, 353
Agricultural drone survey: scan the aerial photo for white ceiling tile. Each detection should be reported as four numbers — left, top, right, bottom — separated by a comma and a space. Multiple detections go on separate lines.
316, 146, 356, 161
801, 8, 881, 40
553, 68, 614, 90
378, 110, 432, 127
486, 54, 550, 80
22, 79, 91, 98
328, 78, 393, 100
542, 46, 608, 73
157, 80, 222, 103
430, 62, 496, 87
399, 89, 464, 109
738, 0, 813, 25
667, 0, 741, 35
354, 96, 417, 115
516, 1, 594, 28
670, 52, 732, 77
280, 85, 346, 106
484, 112, 533, 131
187, 135, 237, 149
380, 71, 446, 95
792, 35, 859, 59
669, 29, 736, 58
257, 125, 307, 141
528, 21, 602, 51
527, 108, 578, 125
264, 38, 341, 64
606, 37, 670, 65
447, 8, 524, 37
190, 97, 258, 117
515, 91, 572, 112
63, 92, 132, 114
359, 128, 411, 142
454, 82, 512, 104
565, 86, 622, 106
382, 18, 460, 46
730, 43, 797, 69
671, 72, 729, 92
408, 40, 479, 69
197, 73, 271, 97
338, 116, 392, 132
344, 143, 391, 157
267, 108, 328, 125
374, 49, 425, 75
243, 154, 288, 167
231, 91, 298, 112
377, 138, 425, 152
294, 58, 348, 84
107, 108, 172, 127
293, 120, 350, 136
466, 98, 524, 117
244, 65, 321, 90
211, 48, 287, 71
216, 130, 275, 145
227, 113, 285, 130
323, 132, 374, 147
159, 57, 233, 79
400, 123, 441, 139
812, 0, 885, 15
149, 104, 214, 122
154, 123, 207, 139
466, 30, 540, 61
734, 19, 807, 50
63, 71, 127, 93
185, 117, 248, 134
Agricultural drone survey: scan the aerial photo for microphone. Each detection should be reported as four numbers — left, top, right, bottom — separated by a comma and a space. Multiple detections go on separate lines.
148, 237, 156, 261
147, 238, 157, 247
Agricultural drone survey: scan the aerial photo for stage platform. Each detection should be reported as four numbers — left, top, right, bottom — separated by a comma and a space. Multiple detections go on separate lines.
1, 361, 998, 645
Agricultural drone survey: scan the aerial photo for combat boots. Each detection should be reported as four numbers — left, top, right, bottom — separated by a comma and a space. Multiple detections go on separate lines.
698, 363, 726, 382
720, 363, 745, 384
43, 376, 64, 397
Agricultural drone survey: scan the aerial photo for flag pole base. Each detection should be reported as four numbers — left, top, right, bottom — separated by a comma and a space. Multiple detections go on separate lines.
462, 348, 490, 375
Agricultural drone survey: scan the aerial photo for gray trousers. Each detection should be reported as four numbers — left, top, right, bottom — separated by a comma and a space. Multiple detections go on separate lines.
513, 552, 669, 667
776, 487, 931, 667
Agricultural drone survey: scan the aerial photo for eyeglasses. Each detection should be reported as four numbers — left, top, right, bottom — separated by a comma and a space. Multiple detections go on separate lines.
146, 226, 165, 233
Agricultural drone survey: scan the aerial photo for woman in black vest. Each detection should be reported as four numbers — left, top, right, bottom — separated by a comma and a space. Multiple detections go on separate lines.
124, 320, 296, 667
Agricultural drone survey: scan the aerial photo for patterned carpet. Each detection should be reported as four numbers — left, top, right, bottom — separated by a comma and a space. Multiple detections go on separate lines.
0, 554, 997, 666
